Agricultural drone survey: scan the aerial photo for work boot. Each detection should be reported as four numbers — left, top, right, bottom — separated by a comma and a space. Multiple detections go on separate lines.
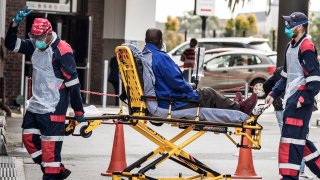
239, 93, 257, 115
57, 168, 71, 179
233, 92, 243, 103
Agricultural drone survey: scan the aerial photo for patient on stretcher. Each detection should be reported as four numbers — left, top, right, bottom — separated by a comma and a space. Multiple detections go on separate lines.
122, 37, 256, 124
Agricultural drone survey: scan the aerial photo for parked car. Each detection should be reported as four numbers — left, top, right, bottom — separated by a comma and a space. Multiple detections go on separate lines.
198, 49, 277, 98
204, 48, 247, 62
168, 37, 273, 66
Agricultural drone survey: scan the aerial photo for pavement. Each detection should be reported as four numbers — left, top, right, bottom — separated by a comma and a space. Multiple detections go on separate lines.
2, 101, 320, 180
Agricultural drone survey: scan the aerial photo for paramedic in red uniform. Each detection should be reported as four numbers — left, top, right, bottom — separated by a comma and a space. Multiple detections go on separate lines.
5, 7, 85, 180
265, 12, 320, 180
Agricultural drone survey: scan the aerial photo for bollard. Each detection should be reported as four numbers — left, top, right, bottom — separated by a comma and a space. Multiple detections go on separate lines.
244, 83, 249, 99
119, 78, 122, 109
102, 60, 109, 108
188, 68, 192, 83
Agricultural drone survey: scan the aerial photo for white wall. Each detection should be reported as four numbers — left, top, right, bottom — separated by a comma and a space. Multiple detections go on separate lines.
265, 0, 279, 33
0, 0, 6, 39
103, 0, 126, 39
125, 0, 156, 41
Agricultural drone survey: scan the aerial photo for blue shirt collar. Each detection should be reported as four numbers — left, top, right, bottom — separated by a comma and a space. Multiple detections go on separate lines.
145, 43, 160, 52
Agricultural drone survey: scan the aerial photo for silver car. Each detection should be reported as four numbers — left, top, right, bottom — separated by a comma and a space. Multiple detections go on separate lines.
168, 37, 273, 66
198, 49, 277, 98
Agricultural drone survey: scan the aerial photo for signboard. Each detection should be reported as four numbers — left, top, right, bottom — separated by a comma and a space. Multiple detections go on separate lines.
195, 0, 215, 16
26, 1, 70, 13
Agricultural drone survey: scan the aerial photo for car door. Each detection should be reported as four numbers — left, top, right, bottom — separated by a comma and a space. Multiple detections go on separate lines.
199, 54, 233, 90
228, 53, 256, 88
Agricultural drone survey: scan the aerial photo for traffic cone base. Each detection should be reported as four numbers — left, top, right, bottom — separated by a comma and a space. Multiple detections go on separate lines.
101, 124, 127, 176
233, 129, 261, 179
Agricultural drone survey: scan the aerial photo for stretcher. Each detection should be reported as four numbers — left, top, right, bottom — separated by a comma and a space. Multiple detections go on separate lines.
66, 46, 266, 180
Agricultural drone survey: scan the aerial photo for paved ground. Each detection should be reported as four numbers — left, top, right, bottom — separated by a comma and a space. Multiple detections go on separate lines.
4, 102, 320, 180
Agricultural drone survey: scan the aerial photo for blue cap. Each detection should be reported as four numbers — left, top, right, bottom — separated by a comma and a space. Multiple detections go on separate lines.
282, 12, 308, 23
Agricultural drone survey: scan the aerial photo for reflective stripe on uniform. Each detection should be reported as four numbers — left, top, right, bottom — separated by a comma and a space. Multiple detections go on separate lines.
13, 38, 21, 52
280, 137, 306, 145
41, 162, 61, 167
306, 76, 320, 83
31, 150, 42, 159
23, 129, 41, 135
281, 70, 287, 78
65, 78, 79, 87
279, 163, 300, 170
304, 151, 320, 162
41, 135, 64, 141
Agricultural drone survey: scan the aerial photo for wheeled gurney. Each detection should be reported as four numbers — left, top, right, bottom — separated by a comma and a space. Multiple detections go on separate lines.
66, 45, 265, 180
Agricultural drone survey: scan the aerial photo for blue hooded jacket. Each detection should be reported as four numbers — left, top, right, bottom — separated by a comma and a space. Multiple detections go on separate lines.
143, 43, 199, 110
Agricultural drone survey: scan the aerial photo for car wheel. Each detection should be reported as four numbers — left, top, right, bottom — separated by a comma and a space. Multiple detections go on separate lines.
251, 79, 265, 98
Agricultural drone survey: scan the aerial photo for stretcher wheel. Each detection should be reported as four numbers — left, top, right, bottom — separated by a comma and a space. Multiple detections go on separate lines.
65, 123, 75, 136
80, 125, 92, 138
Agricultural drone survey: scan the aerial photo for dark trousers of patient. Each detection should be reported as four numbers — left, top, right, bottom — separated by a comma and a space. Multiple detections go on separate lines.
179, 87, 240, 110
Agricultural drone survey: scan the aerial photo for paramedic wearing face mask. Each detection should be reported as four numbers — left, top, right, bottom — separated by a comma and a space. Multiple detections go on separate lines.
265, 12, 320, 179
5, 7, 85, 180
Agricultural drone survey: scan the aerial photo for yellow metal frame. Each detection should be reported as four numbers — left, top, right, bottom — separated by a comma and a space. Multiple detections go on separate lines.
111, 46, 263, 180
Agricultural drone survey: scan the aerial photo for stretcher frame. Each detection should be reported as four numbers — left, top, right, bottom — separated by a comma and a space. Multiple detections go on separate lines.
108, 46, 263, 180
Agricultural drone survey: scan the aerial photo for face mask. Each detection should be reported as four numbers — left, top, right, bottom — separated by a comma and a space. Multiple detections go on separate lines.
284, 27, 294, 38
35, 41, 47, 50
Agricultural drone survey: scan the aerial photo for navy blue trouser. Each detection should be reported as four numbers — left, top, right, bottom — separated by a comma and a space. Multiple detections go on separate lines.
279, 90, 320, 180
22, 111, 66, 180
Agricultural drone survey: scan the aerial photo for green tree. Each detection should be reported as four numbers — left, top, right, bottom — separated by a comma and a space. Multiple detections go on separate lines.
247, 13, 258, 36
310, 13, 320, 53
165, 16, 180, 32
177, 11, 220, 38
224, 18, 234, 37
164, 16, 184, 51
235, 14, 249, 37
224, 13, 258, 37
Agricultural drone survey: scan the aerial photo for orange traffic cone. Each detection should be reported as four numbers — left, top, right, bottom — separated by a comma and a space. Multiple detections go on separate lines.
101, 123, 127, 176
233, 129, 262, 179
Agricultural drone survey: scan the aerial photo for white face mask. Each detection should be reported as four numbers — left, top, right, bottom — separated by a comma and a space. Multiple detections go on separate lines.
161, 42, 167, 52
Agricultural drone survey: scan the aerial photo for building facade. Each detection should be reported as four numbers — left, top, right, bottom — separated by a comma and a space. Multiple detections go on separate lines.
1, 0, 156, 106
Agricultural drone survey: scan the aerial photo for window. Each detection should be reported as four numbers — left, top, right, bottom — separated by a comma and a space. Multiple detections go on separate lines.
199, 42, 223, 50
233, 54, 256, 66
221, 42, 245, 48
267, 55, 277, 65
206, 55, 232, 70
173, 44, 189, 56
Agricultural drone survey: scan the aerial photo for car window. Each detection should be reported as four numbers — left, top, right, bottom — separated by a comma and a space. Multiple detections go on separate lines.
199, 42, 223, 50
205, 53, 218, 62
173, 44, 189, 56
233, 54, 256, 66
221, 42, 245, 48
267, 55, 277, 64
206, 55, 232, 70
254, 56, 262, 64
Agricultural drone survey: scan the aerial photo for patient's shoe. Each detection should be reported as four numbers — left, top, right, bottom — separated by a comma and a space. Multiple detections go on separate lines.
299, 172, 314, 180
239, 93, 257, 115
233, 92, 243, 103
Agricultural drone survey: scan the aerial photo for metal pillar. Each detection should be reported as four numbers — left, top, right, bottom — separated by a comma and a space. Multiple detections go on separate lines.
277, 0, 309, 67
